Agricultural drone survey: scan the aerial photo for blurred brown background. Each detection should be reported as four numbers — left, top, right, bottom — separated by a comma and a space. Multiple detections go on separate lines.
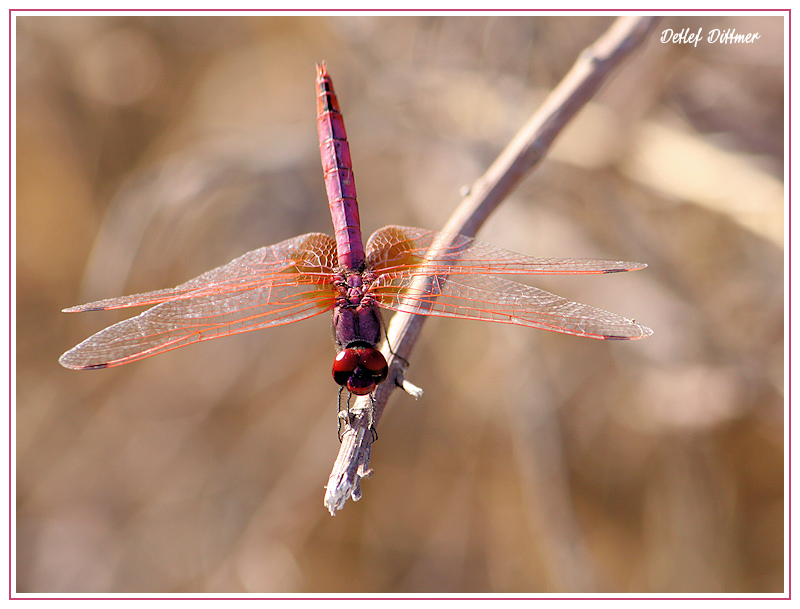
16, 15, 784, 594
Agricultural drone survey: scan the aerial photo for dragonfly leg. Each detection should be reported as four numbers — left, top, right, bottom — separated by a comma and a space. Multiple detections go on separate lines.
367, 393, 378, 443
336, 386, 378, 442
336, 386, 350, 442
381, 318, 409, 368
337, 390, 356, 442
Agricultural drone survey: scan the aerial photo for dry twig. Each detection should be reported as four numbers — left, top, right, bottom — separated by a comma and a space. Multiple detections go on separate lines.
324, 15, 660, 514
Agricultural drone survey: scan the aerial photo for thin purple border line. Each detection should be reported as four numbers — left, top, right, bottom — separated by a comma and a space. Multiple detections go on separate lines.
9, 8, 791, 600
8, 7, 11, 602
4, 7, 795, 12
788, 7, 792, 601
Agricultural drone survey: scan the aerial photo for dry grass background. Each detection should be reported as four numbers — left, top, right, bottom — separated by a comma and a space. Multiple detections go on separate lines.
16, 14, 784, 594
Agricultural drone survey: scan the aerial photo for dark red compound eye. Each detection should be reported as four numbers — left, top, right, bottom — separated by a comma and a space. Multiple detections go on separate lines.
359, 348, 388, 383
332, 347, 389, 394
332, 348, 360, 386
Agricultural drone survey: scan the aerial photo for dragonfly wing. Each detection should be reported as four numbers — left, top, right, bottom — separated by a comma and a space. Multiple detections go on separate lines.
372, 272, 652, 340
64, 233, 338, 311
60, 233, 339, 369
366, 225, 646, 275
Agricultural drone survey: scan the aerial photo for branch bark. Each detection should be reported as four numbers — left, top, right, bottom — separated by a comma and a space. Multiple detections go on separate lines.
324, 15, 660, 514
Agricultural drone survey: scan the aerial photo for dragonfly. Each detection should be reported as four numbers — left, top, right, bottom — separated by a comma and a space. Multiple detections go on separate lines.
60, 63, 652, 402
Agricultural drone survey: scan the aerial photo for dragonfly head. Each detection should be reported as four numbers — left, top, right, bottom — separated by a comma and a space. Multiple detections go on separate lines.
332, 343, 388, 396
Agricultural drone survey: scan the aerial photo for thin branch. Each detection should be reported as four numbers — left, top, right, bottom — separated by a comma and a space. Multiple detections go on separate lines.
324, 16, 660, 514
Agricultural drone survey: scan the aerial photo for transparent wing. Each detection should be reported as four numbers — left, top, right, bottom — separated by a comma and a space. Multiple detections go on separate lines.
60, 233, 339, 369
372, 273, 652, 340
366, 225, 647, 276
365, 225, 651, 340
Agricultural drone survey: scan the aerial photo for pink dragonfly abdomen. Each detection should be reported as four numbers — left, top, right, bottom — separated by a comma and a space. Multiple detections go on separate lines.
316, 62, 365, 270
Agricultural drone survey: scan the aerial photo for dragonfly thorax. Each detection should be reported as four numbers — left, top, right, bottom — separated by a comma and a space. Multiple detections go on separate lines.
331, 299, 383, 350
332, 268, 383, 351
343, 273, 365, 307
331, 270, 387, 395
334, 270, 378, 307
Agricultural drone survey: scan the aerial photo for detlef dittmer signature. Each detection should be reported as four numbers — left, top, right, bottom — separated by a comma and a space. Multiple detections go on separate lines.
661, 27, 762, 46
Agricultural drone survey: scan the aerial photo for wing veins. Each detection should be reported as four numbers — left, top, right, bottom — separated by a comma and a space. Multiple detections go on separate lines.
373, 272, 651, 340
